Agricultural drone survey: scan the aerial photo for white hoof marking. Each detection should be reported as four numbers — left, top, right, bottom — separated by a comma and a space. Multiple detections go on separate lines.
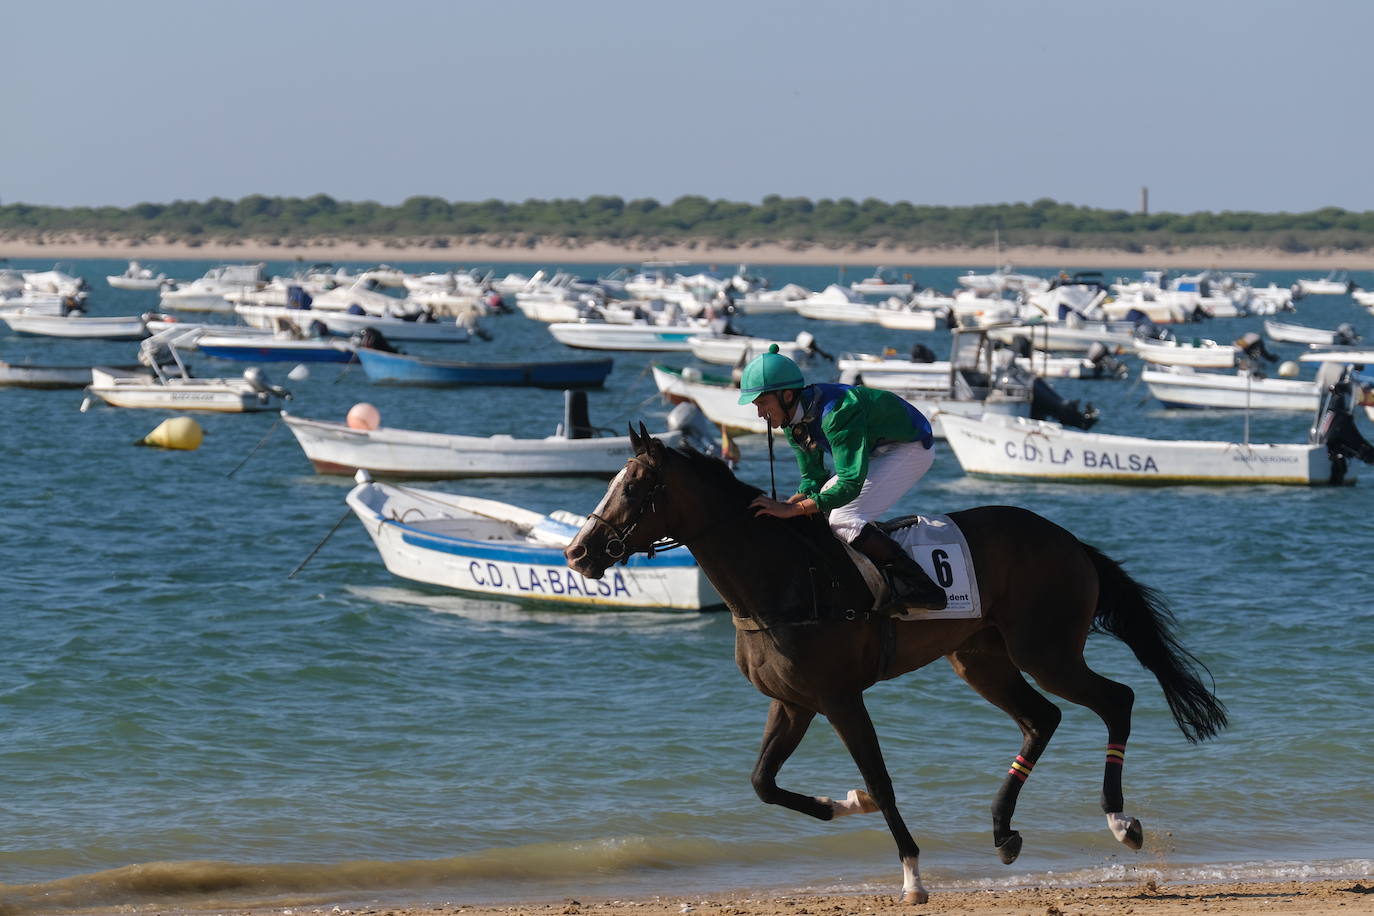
827, 789, 878, 817
901, 856, 928, 904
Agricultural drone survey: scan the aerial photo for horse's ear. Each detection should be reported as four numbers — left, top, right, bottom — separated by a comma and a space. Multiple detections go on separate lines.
638, 421, 650, 441
628, 423, 644, 454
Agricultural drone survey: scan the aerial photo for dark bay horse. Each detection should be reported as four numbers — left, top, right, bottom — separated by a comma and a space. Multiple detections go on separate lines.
564, 429, 1228, 904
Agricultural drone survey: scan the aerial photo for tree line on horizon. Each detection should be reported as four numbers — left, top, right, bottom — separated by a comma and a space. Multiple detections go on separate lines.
3, 195, 1374, 252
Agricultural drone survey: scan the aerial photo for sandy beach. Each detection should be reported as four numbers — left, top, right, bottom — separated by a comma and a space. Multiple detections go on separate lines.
5, 235, 1374, 270
143, 879, 1374, 916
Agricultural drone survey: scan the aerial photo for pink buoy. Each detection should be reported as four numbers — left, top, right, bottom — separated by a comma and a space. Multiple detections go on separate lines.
346, 402, 381, 430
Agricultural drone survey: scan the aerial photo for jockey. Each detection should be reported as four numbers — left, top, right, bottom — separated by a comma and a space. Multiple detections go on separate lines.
738, 344, 947, 611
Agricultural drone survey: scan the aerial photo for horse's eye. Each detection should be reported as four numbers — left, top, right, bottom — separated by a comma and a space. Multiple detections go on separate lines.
624, 482, 639, 499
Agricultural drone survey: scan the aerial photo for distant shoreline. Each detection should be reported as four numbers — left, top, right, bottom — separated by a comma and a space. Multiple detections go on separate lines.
4, 235, 1374, 270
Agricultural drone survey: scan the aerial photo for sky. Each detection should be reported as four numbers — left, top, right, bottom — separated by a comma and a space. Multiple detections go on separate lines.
5, 0, 1372, 214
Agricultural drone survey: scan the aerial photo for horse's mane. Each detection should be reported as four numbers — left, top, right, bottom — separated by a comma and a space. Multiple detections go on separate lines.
667, 443, 763, 503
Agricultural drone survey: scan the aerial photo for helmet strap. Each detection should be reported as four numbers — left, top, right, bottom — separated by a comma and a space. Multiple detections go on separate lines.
766, 422, 778, 500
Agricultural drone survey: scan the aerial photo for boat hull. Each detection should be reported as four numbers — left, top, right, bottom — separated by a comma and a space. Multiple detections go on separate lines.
548, 323, 700, 351
941, 414, 1337, 485
345, 481, 722, 610
356, 348, 612, 387
285, 414, 680, 478
1142, 368, 1318, 410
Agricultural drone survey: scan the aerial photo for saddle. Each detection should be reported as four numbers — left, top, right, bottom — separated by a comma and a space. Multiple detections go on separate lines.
843, 515, 983, 621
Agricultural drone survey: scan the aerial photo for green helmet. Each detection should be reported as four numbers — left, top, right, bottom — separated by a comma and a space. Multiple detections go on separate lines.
737, 343, 805, 405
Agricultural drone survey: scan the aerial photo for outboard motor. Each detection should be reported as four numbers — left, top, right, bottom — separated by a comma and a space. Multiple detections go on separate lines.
794, 330, 833, 361
352, 327, 399, 353
1030, 377, 1098, 429
666, 401, 721, 455
1310, 364, 1374, 484
1085, 340, 1128, 379
1335, 323, 1361, 346
563, 389, 594, 439
243, 367, 291, 403
1234, 331, 1279, 365
909, 342, 937, 363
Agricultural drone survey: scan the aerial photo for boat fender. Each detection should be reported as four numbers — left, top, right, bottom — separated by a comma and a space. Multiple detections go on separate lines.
136, 417, 204, 451
1278, 361, 1299, 378
347, 402, 381, 431
287, 364, 310, 382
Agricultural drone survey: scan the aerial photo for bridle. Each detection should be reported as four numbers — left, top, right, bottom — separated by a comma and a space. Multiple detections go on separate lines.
584, 454, 682, 562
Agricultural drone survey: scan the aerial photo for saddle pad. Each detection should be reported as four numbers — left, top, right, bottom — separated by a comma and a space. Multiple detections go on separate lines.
849, 514, 982, 620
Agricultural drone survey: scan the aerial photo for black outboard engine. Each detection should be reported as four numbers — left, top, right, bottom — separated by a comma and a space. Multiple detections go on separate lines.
352, 327, 399, 353
1310, 364, 1374, 484
909, 342, 937, 363
1030, 377, 1099, 429
563, 389, 594, 439
1085, 340, 1128, 379
1334, 323, 1361, 346
1234, 331, 1279, 365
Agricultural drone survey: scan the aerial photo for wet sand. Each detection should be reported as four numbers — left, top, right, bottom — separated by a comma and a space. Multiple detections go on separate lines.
153, 879, 1374, 916
4, 236, 1374, 270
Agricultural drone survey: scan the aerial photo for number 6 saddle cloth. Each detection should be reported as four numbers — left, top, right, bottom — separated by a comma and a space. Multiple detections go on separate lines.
842, 514, 983, 621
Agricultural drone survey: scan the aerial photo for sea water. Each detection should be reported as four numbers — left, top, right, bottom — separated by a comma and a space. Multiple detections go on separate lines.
0, 259, 1370, 913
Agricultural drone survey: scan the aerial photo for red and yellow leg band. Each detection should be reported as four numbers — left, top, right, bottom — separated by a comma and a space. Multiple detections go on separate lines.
1007, 755, 1034, 782
1105, 743, 1126, 766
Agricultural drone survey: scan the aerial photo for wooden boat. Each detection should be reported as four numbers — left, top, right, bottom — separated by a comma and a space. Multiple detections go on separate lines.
356, 346, 612, 387
345, 473, 723, 611
940, 413, 1346, 485
283, 393, 705, 478
1142, 366, 1319, 410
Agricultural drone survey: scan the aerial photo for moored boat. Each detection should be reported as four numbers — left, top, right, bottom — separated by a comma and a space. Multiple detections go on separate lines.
345, 473, 723, 611
355, 346, 612, 387
1142, 366, 1319, 411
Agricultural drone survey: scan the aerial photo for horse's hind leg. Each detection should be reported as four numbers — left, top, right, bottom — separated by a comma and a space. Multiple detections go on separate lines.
822, 694, 928, 905
948, 632, 1062, 865
1016, 654, 1143, 851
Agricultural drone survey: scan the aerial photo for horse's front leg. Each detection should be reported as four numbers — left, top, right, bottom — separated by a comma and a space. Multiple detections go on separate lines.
752, 699, 879, 820
822, 694, 927, 905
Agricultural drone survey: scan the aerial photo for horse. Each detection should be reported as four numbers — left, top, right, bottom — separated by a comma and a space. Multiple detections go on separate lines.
564, 427, 1228, 905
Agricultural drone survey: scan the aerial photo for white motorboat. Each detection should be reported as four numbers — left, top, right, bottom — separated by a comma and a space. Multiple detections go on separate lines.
652, 364, 763, 433
1142, 366, 1319, 411
849, 268, 914, 298
940, 413, 1344, 485
160, 264, 267, 312
1134, 336, 1238, 368
308, 278, 412, 314
1265, 319, 1360, 347
106, 260, 170, 290
345, 473, 723, 611
282, 396, 709, 479
686, 331, 816, 366
0, 289, 69, 315
985, 319, 1143, 354
82, 328, 291, 412
548, 319, 719, 352
234, 304, 472, 342
1295, 270, 1354, 296
792, 285, 881, 323
22, 266, 87, 298
1, 310, 160, 340
874, 301, 943, 331
733, 283, 809, 314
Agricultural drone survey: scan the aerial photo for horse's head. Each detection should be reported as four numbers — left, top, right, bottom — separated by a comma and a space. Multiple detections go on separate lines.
565, 423, 675, 579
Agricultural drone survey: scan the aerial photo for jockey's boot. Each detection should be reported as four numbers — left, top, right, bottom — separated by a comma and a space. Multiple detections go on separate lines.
850, 523, 948, 613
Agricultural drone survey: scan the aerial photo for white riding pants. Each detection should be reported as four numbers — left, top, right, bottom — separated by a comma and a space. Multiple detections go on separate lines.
825, 440, 935, 543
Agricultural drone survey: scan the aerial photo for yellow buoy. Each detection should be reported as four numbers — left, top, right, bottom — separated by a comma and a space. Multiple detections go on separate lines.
137, 416, 205, 450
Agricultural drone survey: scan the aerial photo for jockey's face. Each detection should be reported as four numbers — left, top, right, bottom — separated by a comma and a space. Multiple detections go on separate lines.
752, 390, 793, 429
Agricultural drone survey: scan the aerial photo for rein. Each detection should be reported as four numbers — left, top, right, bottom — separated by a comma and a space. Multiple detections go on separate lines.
584, 455, 739, 561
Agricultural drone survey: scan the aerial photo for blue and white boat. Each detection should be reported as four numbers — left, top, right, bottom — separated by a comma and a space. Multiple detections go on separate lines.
356, 346, 612, 387
194, 331, 356, 363
345, 473, 722, 611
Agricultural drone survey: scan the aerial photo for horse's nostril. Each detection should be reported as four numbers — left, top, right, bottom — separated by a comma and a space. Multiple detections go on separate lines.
566, 544, 585, 562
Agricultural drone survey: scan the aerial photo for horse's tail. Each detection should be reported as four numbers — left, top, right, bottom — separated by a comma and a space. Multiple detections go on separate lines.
1083, 543, 1229, 743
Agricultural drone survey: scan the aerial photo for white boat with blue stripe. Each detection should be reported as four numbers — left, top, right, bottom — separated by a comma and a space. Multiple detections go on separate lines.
345, 472, 722, 611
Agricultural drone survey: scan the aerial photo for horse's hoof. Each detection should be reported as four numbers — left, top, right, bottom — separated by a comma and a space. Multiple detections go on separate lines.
1122, 818, 1144, 850
994, 830, 1023, 865
850, 789, 880, 814
901, 889, 929, 905
1107, 812, 1144, 850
